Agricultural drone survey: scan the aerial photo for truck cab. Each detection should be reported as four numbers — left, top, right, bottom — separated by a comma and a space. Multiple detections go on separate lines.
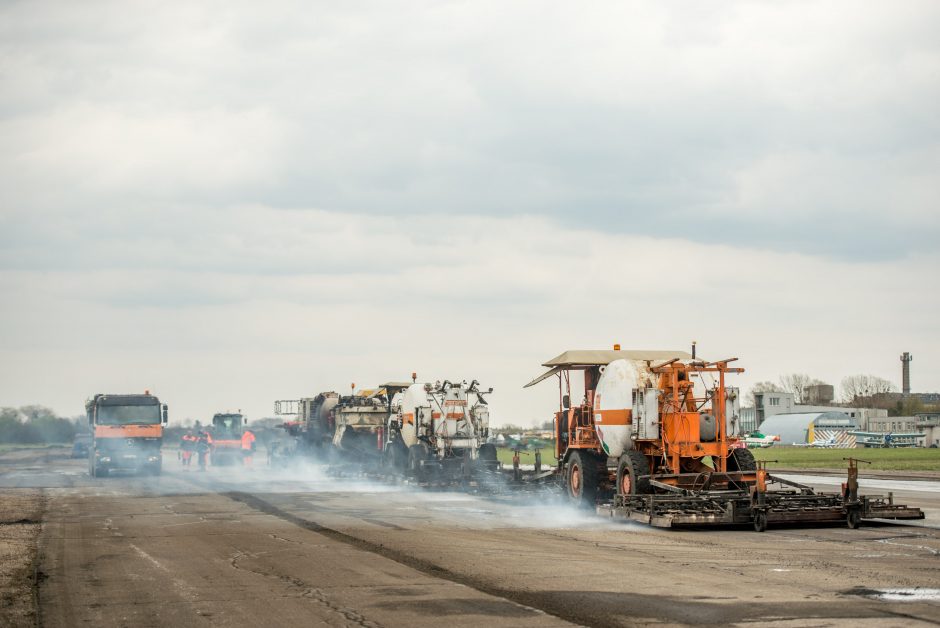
86, 393, 167, 477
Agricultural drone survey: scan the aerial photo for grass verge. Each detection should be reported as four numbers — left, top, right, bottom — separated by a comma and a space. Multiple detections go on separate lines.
752, 447, 940, 471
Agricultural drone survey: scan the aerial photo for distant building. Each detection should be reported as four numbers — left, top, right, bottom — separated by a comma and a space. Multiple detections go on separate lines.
915, 412, 940, 448
804, 384, 834, 405
868, 416, 921, 433
747, 391, 886, 431
758, 412, 859, 447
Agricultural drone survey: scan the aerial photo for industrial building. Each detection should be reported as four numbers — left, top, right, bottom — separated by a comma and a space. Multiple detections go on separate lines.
867, 412, 940, 448
757, 412, 860, 447
916, 413, 940, 448
740, 390, 886, 433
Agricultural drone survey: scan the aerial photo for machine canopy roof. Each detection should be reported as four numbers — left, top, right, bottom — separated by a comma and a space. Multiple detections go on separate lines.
524, 349, 693, 388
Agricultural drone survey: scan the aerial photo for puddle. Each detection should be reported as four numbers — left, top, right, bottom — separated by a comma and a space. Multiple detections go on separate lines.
851, 587, 940, 602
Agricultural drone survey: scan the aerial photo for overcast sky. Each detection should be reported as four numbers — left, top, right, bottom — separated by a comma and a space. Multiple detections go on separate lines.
1, 1, 938, 425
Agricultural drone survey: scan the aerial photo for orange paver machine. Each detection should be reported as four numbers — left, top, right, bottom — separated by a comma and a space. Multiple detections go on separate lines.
527, 345, 924, 530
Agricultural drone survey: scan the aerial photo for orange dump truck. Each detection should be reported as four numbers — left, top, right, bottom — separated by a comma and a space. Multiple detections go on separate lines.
86, 392, 168, 477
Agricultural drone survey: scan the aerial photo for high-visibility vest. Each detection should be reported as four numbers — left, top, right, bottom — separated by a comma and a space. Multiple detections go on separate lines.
241, 431, 256, 450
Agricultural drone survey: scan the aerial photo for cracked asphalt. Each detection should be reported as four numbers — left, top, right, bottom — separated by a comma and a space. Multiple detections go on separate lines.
2, 448, 939, 627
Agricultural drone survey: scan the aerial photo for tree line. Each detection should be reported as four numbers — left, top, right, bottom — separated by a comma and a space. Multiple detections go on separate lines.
748, 373, 934, 416
0, 405, 84, 444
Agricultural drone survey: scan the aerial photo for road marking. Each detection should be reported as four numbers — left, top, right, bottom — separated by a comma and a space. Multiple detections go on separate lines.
129, 543, 200, 602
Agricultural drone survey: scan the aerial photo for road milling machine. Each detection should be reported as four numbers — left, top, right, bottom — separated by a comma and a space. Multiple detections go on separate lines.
527, 346, 925, 530
274, 383, 411, 465
384, 379, 498, 481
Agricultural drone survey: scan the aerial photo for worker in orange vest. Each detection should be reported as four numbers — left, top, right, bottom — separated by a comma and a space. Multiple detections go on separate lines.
179, 431, 196, 467
241, 429, 256, 469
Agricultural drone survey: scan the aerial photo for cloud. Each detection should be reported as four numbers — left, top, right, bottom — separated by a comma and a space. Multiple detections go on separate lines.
1, 1, 938, 258
1, 2, 938, 421
1, 209, 937, 423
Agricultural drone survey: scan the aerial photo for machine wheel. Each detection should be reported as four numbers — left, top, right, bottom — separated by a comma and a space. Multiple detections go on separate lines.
384, 443, 407, 474
616, 451, 651, 496
566, 450, 599, 507
477, 444, 498, 471
846, 509, 861, 529
753, 511, 768, 533
727, 447, 757, 472
407, 444, 429, 479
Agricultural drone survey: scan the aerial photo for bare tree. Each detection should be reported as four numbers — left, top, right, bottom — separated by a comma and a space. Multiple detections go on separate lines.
748, 381, 782, 407
778, 373, 825, 404
840, 375, 896, 406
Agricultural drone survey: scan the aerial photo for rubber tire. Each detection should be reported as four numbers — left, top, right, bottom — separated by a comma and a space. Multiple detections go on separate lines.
753, 511, 768, 532
616, 451, 651, 496
566, 450, 599, 507
408, 444, 429, 479
384, 442, 408, 473
477, 444, 498, 471
727, 447, 757, 472
847, 509, 861, 529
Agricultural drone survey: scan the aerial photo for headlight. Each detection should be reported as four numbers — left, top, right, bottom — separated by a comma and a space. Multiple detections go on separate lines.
100, 456, 112, 463
148, 456, 160, 462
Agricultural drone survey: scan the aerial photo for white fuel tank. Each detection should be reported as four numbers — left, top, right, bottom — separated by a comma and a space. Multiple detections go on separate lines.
397, 383, 430, 448
594, 359, 655, 458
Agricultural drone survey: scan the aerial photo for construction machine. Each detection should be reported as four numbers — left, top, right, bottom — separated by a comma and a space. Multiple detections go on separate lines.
526, 346, 749, 503
86, 392, 168, 477
274, 383, 409, 465
527, 346, 924, 530
384, 378, 497, 481
273, 393, 339, 460
208, 412, 246, 466
330, 385, 404, 462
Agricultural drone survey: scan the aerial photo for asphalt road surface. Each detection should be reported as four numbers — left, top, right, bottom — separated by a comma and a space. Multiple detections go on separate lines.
2, 448, 939, 627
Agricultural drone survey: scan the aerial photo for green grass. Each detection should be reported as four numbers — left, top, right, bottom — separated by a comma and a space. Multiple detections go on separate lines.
752, 447, 940, 471
496, 446, 558, 467
491, 444, 940, 473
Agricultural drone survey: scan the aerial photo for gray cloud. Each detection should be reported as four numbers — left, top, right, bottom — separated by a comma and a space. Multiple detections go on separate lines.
2, 1, 939, 260
1, 2, 939, 421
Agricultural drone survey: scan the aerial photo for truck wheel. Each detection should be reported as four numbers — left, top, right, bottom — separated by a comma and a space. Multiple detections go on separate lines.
728, 447, 757, 472
566, 451, 599, 507
616, 451, 651, 495
846, 509, 861, 529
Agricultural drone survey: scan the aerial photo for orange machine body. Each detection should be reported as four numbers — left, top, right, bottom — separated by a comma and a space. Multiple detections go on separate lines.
528, 348, 754, 501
